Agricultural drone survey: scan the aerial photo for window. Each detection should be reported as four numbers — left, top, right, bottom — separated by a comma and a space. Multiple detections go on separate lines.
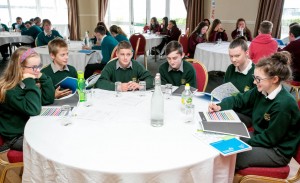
0, 0, 68, 36
281, 0, 300, 39
105, 0, 186, 36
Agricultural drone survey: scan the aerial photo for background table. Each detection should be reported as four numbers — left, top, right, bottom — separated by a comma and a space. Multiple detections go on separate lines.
34, 41, 102, 71
0, 32, 33, 46
143, 34, 164, 51
22, 90, 236, 183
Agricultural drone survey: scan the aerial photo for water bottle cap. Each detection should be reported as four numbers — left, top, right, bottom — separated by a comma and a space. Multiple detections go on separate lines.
77, 71, 84, 79
185, 83, 190, 89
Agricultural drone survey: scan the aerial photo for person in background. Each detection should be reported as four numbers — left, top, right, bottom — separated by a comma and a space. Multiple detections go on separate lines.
24, 21, 32, 29
83, 25, 118, 79
34, 17, 43, 31
95, 41, 153, 91
224, 38, 255, 127
12, 17, 26, 31
41, 39, 77, 99
279, 23, 300, 81
209, 52, 300, 170
36, 19, 63, 47
188, 21, 208, 58
208, 19, 228, 42
231, 18, 253, 41
155, 20, 181, 56
0, 20, 9, 61
21, 21, 42, 40
159, 41, 197, 88
0, 47, 54, 152
96, 21, 111, 36
249, 20, 277, 64
281, 22, 299, 45
156, 17, 168, 35
149, 17, 160, 33
109, 25, 129, 42
203, 18, 211, 29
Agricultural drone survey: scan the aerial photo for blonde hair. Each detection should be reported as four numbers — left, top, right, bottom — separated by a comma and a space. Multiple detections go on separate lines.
110, 25, 127, 37
0, 47, 39, 103
48, 38, 67, 56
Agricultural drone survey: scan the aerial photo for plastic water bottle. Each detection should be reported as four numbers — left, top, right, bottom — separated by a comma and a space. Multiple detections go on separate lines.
84, 31, 90, 47
151, 73, 164, 127
130, 22, 135, 36
77, 71, 86, 102
181, 83, 193, 112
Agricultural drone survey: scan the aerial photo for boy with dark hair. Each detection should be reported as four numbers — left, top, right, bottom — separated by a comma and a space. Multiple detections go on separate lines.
21, 21, 42, 40
41, 39, 77, 99
249, 20, 277, 64
279, 24, 300, 81
95, 41, 153, 91
159, 41, 196, 88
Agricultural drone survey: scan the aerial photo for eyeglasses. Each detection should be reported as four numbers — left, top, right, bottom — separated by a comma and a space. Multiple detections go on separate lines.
22, 64, 43, 71
252, 74, 272, 83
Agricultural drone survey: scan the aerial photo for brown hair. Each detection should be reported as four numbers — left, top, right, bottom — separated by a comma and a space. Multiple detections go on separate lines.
42, 19, 52, 28
117, 41, 132, 52
165, 41, 183, 56
48, 38, 67, 56
208, 19, 221, 38
229, 37, 248, 51
256, 52, 292, 82
259, 20, 273, 34
0, 47, 39, 103
110, 25, 127, 37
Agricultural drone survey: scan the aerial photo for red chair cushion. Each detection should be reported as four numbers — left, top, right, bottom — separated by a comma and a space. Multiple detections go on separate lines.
237, 166, 290, 179
289, 80, 300, 86
192, 62, 207, 92
0, 136, 3, 146
294, 145, 300, 164
7, 150, 23, 163
129, 34, 146, 55
179, 34, 189, 56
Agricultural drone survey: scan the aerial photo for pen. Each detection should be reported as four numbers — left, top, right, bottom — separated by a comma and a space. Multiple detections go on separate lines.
210, 94, 213, 105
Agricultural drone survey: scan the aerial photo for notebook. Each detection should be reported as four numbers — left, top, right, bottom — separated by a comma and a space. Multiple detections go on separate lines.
55, 77, 78, 94
78, 50, 96, 55
172, 85, 197, 96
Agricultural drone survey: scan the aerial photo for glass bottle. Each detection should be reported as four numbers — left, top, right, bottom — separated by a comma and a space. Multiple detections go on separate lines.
151, 73, 164, 127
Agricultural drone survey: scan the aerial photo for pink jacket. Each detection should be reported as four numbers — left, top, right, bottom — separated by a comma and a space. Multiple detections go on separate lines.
249, 34, 278, 64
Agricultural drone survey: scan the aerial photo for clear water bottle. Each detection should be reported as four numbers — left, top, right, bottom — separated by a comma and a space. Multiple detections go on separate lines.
181, 83, 193, 112
151, 73, 164, 127
130, 22, 135, 36
84, 31, 90, 47
77, 71, 86, 102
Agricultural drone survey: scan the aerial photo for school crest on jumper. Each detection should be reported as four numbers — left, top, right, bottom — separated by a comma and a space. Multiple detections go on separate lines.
244, 86, 250, 92
132, 77, 137, 82
181, 79, 186, 85
264, 113, 271, 121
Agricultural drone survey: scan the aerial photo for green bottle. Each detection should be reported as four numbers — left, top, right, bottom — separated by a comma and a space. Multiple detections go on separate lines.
77, 71, 86, 102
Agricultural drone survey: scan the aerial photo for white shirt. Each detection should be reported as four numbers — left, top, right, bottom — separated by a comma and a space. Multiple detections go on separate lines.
235, 60, 253, 75
262, 84, 282, 100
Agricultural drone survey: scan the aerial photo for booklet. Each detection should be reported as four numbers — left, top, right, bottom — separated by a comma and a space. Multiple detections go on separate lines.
55, 77, 78, 94
193, 130, 252, 156
198, 110, 241, 123
86, 74, 101, 89
172, 85, 197, 96
78, 50, 96, 55
210, 82, 239, 101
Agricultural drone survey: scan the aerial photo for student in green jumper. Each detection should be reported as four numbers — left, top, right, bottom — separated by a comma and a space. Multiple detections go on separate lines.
95, 41, 153, 91
41, 39, 77, 99
12, 17, 26, 31
109, 25, 129, 42
0, 47, 55, 152
159, 41, 197, 88
209, 52, 300, 170
225, 37, 255, 127
21, 21, 42, 40
36, 19, 63, 47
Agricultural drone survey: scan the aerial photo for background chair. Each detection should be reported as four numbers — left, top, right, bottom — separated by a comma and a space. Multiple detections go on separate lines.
0, 136, 23, 183
234, 144, 300, 183
286, 80, 300, 101
143, 25, 150, 33
129, 33, 147, 69
185, 58, 208, 92
178, 34, 190, 58
134, 38, 140, 60
110, 45, 118, 60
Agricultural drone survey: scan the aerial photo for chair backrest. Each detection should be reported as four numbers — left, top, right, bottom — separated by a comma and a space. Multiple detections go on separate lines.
0, 135, 3, 146
129, 33, 146, 55
143, 25, 150, 33
185, 58, 208, 92
178, 34, 189, 57
294, 144, 300, 164
110, 46, 118, 60
134, 38, 141, 60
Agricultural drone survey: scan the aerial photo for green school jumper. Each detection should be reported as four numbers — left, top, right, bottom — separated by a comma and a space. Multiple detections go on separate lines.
219, 86, 300, 159
36, 30, 63, 46
95, 59, 154, 91
41, 63, 78, 87
21, 25, 42, 39
0, 74, 55, 139
159, 60, 197, 88
224, 63, 255, 93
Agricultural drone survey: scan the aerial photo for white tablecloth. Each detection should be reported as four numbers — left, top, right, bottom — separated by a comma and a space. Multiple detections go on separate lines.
34, 41, 102, 71
143, 34, 164, 51
22, 90, 236, 183
0, 32, 33, 46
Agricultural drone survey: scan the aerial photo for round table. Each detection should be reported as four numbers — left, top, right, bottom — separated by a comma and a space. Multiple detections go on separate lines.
0, 32, 33, 46
143, 34, 164, 51
22, 89, 236, 183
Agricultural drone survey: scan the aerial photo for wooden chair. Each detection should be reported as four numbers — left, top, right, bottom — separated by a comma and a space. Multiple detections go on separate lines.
129, 33, 147, 69
0, 136, 24, 183
234, 144, 300, 183
185, 58, 208, 92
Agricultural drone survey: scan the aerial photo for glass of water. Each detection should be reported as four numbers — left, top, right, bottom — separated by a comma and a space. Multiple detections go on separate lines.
115, 81, 122, 97
60, 105, 72, 126
165, 84, 172, 99
139, 81, 146, 96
